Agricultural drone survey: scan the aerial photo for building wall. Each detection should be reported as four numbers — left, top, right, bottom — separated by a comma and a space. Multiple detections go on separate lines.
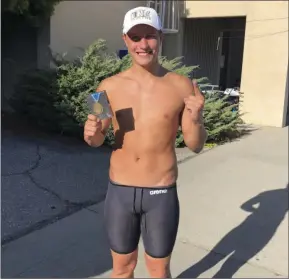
50, 1, 146, 58
184, 1, 289, 127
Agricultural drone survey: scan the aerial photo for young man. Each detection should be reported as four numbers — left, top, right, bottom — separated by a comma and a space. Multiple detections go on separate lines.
84, 6, 207, 278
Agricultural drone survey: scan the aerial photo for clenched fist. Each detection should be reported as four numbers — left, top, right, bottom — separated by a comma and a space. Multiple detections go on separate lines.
84, 114, 103, 146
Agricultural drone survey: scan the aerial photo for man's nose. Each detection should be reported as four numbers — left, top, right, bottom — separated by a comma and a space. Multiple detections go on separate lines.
139, 37, 149, 48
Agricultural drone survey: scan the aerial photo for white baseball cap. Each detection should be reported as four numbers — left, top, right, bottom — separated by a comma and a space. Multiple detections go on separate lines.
122, 6, 162, 34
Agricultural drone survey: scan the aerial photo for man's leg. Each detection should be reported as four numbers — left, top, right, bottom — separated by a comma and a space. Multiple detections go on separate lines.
144, 253, 172, 278
110, 249, 138, 278
141, 185, 180, 278
104, 181, 141, 278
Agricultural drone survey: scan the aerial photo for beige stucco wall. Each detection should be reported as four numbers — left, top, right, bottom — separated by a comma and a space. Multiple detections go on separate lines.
185, 1, 288, 127
50, 1, 145, 58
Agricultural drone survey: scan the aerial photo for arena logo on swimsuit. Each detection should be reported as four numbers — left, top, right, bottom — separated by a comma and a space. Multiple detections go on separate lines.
150, 189, 168, 195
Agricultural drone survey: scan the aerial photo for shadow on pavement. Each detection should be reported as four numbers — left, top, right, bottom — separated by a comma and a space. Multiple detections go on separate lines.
177, 184, 289, 278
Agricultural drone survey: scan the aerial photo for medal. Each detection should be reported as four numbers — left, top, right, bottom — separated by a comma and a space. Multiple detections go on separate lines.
93, 102, 104, 115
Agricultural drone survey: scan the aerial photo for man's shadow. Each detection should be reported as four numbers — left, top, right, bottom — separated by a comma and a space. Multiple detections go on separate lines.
113, 108, 135, 150
178, 184, 289, 278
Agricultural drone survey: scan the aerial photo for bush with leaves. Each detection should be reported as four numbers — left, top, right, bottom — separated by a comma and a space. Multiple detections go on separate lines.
10, 39, 244, 147
203, 92, 243, 143
2, 0, 61, 26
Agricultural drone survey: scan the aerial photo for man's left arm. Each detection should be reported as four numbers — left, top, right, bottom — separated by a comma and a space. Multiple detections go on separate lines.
180, 79, 207, 153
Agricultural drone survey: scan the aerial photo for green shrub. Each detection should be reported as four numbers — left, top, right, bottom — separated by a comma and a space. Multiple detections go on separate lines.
10, 39, 244, 147
203, 92, 243, 143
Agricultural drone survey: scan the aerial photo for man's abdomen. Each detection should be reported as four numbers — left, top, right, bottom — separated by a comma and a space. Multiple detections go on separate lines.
109, 119, 179, 186
109, 146, 178, 187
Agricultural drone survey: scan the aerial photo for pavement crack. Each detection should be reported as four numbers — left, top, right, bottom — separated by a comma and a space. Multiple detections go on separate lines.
29, 144, 42, 172
26, 173, 67, 205
1, 144, 42, 177
26, 171, 105, 211
24, 145, 74, 207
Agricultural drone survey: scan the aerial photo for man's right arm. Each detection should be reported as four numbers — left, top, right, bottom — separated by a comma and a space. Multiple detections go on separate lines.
83, 79, 112, 147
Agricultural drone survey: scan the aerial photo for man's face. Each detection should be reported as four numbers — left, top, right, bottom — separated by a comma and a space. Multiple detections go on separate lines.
123, 24, 163, 67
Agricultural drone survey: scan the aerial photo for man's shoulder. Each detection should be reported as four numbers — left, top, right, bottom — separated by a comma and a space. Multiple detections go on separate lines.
164, 72, 193, 97
97, 71, 129, 92
98, 74, 121, 87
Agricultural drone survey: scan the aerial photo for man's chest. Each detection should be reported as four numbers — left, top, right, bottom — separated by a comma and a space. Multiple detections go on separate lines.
109, 83, 184, 122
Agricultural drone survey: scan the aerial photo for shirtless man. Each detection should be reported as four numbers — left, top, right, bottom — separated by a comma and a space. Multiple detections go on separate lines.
84, 6, 207, 278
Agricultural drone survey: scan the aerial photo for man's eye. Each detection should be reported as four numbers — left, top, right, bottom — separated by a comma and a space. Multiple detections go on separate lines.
131, 36, 141, 42
145, 34, 157, 40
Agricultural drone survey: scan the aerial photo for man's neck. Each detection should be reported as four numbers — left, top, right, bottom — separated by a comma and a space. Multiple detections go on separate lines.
131, 62, 162, 78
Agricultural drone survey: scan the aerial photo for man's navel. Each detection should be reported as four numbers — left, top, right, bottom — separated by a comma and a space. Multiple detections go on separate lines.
135, 156, 140, 162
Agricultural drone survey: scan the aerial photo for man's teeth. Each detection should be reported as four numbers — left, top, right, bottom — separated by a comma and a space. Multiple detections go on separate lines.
137, 52, 152, 55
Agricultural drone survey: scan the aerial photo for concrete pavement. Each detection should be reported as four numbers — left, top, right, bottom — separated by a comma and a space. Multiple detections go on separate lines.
176, 126, 288, 277
2, 127, 288, 278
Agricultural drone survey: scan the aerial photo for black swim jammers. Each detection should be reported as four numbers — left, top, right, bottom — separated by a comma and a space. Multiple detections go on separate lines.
104, 179, 180, 258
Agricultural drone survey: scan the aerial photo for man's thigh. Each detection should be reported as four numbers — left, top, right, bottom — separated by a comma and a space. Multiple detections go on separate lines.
141, 185, 180, 258
104, 181, 141, 254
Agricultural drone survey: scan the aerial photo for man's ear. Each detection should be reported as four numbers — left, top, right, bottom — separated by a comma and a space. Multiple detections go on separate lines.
122, 34, 128, 46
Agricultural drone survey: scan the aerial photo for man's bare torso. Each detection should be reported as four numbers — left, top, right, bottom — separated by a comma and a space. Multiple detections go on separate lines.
105, 67, 186, 187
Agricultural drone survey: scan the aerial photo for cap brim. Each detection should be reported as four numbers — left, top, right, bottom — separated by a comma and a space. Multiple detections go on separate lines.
123, 22, 161, 34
